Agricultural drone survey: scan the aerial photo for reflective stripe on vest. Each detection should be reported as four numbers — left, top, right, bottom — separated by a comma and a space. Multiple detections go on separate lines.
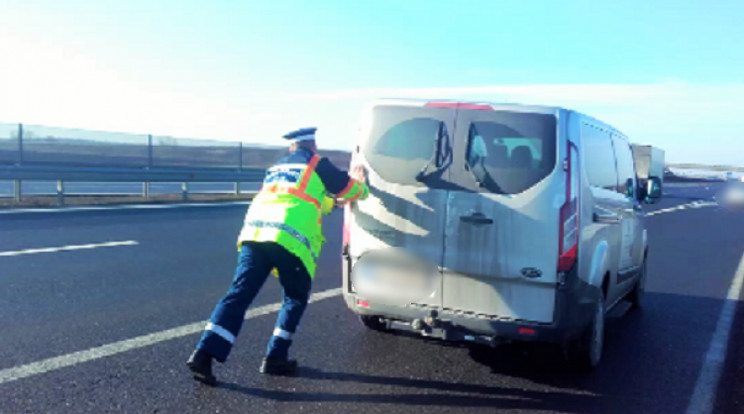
261, 155, 322, 211
244, 220, 319, 262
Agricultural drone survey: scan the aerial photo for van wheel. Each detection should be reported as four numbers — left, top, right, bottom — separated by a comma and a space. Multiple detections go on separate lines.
360, 315, 387, 331
566, 296, 605, 369
629, 258, 647, 309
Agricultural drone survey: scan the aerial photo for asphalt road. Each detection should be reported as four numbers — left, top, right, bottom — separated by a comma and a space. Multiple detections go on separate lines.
0, 182, 742, 413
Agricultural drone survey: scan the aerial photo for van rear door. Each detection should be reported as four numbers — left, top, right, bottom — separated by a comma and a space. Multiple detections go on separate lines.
349, 103, 457, 307
443, 106, 562, 323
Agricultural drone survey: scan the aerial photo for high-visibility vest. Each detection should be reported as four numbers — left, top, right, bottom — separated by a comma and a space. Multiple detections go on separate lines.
270, 195, 335, 278
238, 152, 368, 278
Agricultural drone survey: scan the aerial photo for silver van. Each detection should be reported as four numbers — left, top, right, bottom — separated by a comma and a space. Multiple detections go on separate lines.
341, 100, 662, 368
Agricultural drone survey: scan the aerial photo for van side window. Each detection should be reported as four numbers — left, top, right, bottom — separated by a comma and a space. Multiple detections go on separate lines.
582, 124, 618, 191
464, 113, 556, 195
612, 135, 636, 197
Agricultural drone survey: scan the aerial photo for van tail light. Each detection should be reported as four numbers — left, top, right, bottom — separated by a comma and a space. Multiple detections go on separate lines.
343, 204, 351, 248
558, 142, 579, 273
343, 154, 356, 252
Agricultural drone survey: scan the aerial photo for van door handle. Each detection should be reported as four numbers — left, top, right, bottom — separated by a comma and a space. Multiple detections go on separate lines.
460, 213, 493, 225
593, 211, 621, 224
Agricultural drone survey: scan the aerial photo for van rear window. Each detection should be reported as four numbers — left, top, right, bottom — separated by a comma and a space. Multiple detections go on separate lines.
362, 106, 445, 186
465, 113, 557, 194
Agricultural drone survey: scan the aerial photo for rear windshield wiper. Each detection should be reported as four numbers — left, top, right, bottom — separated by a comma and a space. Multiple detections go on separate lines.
416, 122, 447, 182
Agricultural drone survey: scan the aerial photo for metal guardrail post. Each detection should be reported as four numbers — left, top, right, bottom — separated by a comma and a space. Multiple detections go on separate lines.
14, 124, 24, 202
147, 134, 153, 169
238, 142, 243, 171
17, 123, 23, 165
13, 180, 21, 202
236, 142, 243, 196
57, 180, 65, 206
144, 134, 153, 200
182, 182, 188, 201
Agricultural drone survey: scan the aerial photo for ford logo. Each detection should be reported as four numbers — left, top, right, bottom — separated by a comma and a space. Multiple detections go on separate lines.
521, 267, 542, 278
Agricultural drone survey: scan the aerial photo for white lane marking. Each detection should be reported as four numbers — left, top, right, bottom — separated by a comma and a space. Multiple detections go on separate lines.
0, 241, 139, 257
0, 201, 251, 215
686, 251, 744, 414
0, 287, 342, 385
646, 201, 717, 216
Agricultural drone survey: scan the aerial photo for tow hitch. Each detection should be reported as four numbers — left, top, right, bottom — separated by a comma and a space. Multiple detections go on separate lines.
392, 310, 501, 347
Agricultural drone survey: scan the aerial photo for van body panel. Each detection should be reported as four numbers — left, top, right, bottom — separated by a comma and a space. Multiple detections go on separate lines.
441, 180, 562, 322
349, 176, 447, 307
440, 107, 561, 323
348, 104, 457, 306
572, 112, 645, 305
586, 240, 611, 288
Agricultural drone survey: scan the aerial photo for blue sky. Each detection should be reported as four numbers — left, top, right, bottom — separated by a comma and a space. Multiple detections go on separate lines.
1, 0, 743, 165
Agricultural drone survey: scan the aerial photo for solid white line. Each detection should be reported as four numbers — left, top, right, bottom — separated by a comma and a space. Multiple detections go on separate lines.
646, 201, 717, 216
686, 251, 744, 414
0, 240, 139, 257
0, 201, 251, 215
0, 287, 342, 385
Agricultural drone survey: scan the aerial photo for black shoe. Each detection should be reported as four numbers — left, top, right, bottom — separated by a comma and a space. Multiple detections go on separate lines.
259, 356, 298, 376
186, 349, 217, 386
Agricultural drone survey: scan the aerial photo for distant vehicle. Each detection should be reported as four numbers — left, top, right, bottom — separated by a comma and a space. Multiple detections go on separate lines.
718, 182, 744, 210
632, 145, 665, 199
342, 100, 662, 369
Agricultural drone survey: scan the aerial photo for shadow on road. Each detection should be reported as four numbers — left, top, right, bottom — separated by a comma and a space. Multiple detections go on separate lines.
216, 368, 604, 411
210, 293, 728, 414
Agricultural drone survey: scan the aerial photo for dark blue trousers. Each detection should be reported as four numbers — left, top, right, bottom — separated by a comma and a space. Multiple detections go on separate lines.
196, 242, 312, 362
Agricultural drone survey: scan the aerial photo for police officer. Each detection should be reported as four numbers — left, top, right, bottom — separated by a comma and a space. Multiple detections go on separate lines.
187, 127, 369, 385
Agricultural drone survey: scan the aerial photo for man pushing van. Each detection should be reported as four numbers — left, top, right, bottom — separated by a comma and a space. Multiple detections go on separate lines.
187, 127, 369, 385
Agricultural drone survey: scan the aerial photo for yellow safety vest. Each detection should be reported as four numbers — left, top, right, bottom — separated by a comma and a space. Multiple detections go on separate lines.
238, 154, 368, 278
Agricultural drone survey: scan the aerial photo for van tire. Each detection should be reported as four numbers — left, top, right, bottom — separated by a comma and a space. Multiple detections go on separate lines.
566, 296, 605, 369
629, 258, 647, 309
360, 315, 387, 331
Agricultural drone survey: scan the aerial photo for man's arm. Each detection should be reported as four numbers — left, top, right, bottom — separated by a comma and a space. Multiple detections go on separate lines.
314, 158, 369, 203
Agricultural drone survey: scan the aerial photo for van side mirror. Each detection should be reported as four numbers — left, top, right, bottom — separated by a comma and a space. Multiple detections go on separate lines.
645, 177, 662, 204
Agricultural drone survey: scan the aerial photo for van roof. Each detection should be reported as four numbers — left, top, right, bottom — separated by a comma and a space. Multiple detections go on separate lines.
370, 98, 628, 140
371, 98, 562, 115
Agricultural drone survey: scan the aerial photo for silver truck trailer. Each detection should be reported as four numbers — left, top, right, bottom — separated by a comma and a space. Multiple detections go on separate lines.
631, 145, 665, 186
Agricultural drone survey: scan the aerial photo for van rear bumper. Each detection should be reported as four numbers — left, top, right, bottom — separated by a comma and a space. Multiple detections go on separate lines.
342, 260, 599, 346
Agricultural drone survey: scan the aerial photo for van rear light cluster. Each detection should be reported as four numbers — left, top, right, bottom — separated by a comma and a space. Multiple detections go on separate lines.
558, 142, 579, 272
343, 154, 356, 251
342, 204, 351, 248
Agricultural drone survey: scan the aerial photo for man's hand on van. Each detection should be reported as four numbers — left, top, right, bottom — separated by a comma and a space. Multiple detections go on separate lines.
351, 164, 368, 184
